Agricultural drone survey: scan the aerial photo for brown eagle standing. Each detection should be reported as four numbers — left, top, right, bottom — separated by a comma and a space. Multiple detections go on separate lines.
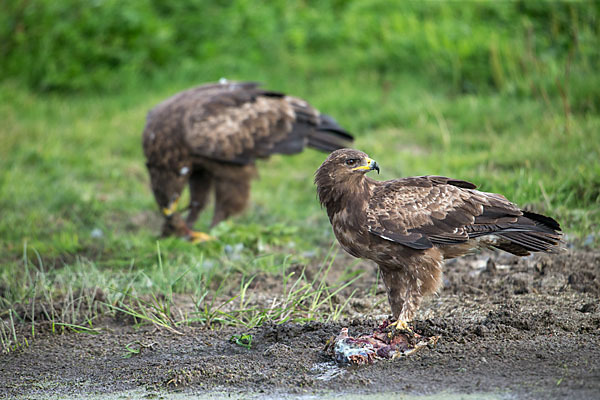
142, 81, 353, 241
315, 149, 562, 329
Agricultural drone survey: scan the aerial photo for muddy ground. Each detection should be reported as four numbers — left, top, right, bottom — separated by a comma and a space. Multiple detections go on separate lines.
2, 248, 599, 399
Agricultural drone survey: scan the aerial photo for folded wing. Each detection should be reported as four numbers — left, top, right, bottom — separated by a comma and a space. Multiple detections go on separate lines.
154, 82, 353, 164
366, 176, 561, 255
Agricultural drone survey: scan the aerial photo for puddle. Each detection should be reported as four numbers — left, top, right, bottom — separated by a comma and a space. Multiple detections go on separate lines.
310, 361, 347, 381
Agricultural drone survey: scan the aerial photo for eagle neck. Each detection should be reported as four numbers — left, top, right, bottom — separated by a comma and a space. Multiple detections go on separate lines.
320, 175, 372, 222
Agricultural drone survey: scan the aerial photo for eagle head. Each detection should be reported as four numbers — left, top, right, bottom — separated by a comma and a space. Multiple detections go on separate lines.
314, 149, 379, 211
316, 148, 379, 180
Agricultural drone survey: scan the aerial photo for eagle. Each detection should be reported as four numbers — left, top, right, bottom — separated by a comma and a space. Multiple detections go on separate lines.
315, 149, 562, 330
142, 81, 353, 241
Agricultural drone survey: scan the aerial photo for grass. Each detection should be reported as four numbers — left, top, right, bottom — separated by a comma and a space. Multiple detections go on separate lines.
1, 237, 363, 352
1, 4, 599, 350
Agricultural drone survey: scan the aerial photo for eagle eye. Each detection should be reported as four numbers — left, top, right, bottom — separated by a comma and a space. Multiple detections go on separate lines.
345, 159, 357, 166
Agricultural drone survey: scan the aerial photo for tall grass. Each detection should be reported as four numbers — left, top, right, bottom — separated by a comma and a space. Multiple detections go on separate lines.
1, 241, 361, 352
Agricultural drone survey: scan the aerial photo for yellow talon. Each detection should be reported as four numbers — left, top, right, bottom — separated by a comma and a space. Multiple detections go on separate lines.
388, 319, 413, 337
188, 231, 215, 243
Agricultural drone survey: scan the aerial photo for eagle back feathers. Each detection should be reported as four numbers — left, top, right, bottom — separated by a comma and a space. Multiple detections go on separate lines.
365, 175, 560, 255
143, 81, 353, 166
366, 177, 482, 249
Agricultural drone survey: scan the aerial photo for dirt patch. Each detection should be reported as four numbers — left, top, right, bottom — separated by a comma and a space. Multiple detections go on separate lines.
1, 249, 599, 399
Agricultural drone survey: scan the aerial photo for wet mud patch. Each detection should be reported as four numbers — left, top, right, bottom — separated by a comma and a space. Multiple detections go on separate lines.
1, 249, 599, 399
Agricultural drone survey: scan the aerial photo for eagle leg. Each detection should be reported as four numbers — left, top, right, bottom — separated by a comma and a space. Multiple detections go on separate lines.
211, 172, 253, 227
379, 267, 421, 321
186, 169, 213, 228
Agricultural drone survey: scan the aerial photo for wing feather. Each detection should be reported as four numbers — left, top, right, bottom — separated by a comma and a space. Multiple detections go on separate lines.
160, 83, 352, 164
366, 175, 561, 253
366, 176, 523, 249
145, 82, 353, 165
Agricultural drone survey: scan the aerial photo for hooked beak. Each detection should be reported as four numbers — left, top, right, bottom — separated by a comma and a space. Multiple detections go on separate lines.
162, 197, 180, 217
352, 157, 380, 174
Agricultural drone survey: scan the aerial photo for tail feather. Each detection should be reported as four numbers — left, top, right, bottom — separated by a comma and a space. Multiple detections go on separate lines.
522, 210, 561, 231
492, 242, 532, 257
498, 231, 558, 251
492, 212, 562, 256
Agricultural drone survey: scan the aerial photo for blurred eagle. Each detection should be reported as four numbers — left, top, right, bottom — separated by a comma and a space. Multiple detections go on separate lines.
142, 81, 353, 241
315, 149, 562, 328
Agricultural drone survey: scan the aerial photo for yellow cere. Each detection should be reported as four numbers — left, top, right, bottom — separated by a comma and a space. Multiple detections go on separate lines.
352, 158, 376, 171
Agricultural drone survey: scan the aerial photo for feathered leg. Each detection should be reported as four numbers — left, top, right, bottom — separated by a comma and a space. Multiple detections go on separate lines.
211, 165, 256, 227
380, 249, 443, 333
186, 168, 213, 228
379, 267, 421, 332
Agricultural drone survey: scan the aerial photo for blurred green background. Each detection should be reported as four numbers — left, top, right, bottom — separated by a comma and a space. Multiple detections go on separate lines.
2, 0, 599, 102
0, 1, 599, 330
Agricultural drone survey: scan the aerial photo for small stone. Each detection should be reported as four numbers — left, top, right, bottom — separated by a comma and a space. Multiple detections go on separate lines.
579, 303, 596, 313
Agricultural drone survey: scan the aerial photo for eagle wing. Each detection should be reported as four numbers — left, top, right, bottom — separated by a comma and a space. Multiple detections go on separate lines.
366, 176, 528, 250
155, 82, 352, 164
